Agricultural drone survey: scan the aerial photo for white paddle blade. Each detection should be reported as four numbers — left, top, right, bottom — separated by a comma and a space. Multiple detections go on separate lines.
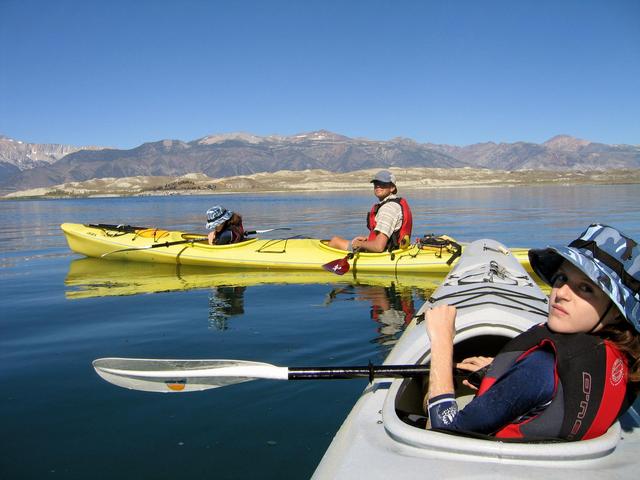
92, 358, 288, 393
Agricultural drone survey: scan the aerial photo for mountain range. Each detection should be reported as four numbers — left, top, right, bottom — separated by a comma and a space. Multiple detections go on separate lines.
1, 131, 638, 193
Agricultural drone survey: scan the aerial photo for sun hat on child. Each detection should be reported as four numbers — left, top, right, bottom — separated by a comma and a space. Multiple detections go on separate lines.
529, 224, 640, 332
205, 206, 233, 230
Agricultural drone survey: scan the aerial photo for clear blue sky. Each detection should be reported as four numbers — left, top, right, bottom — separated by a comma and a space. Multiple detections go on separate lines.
1, 0, 638, 148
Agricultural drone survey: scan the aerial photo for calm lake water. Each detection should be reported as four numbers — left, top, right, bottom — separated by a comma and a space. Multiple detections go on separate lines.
2, 184, 639, 479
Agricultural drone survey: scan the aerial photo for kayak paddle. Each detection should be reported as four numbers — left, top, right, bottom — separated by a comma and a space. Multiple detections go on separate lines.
322, 249, 360, 275
246, 227, 292, 235
101, 238, 206, 257
92, 357, 440, 393
88, 223, 148, 232
100, 227, 293, 257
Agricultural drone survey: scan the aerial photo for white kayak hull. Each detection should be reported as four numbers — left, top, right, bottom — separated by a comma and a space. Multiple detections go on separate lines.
313, 239, 640, 479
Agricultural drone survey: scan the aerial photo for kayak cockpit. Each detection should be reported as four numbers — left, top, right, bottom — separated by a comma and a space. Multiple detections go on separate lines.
394, 333, 510, 430
385, 331, 638, 462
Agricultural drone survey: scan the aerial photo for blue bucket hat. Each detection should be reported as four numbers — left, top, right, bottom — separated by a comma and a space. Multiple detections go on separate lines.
529, 224, 640, 332
205, 205, 233, 230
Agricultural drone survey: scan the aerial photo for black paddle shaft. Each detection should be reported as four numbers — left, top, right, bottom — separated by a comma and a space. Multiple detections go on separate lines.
288, 363, 430, 383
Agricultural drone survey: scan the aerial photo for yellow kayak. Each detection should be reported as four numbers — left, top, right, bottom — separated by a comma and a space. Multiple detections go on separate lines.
61, 222, 531, 274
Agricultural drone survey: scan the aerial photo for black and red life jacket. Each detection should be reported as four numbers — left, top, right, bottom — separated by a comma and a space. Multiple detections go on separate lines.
366, 197, 413, 251
216, 222, 245, 245
477, 324, 634, 441
228, 223, 245, 244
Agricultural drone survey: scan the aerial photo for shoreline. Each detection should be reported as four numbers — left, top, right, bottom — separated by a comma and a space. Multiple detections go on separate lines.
3, 167, 640, 200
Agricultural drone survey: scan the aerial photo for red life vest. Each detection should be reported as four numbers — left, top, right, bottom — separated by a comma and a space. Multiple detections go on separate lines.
477, 324, 634, 441
366, 197, 413, 250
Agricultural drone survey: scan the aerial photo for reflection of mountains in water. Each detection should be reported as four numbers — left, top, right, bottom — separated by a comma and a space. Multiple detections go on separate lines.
65, 257, 444, 300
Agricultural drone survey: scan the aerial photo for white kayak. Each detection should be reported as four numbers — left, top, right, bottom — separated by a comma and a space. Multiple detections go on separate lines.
312, 238, 640, 479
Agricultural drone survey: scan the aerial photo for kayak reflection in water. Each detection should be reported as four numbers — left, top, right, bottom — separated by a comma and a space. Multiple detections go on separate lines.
208, 286, 246, 330
205, 205, 245, 245
327, 170, 413, 253
425, 225, 640, 441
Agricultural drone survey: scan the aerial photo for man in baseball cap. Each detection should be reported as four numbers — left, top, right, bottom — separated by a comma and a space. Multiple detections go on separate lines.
327, 170, 413, 252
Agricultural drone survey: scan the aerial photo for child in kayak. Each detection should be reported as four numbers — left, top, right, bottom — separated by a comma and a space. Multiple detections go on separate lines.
327, 170, 413, 253
425, 224, 640, 440
205, 205, 245, 245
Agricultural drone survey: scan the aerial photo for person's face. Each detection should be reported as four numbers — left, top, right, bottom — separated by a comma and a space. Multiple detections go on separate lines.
547, 260, 620, 333
372, 181, 394, 200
